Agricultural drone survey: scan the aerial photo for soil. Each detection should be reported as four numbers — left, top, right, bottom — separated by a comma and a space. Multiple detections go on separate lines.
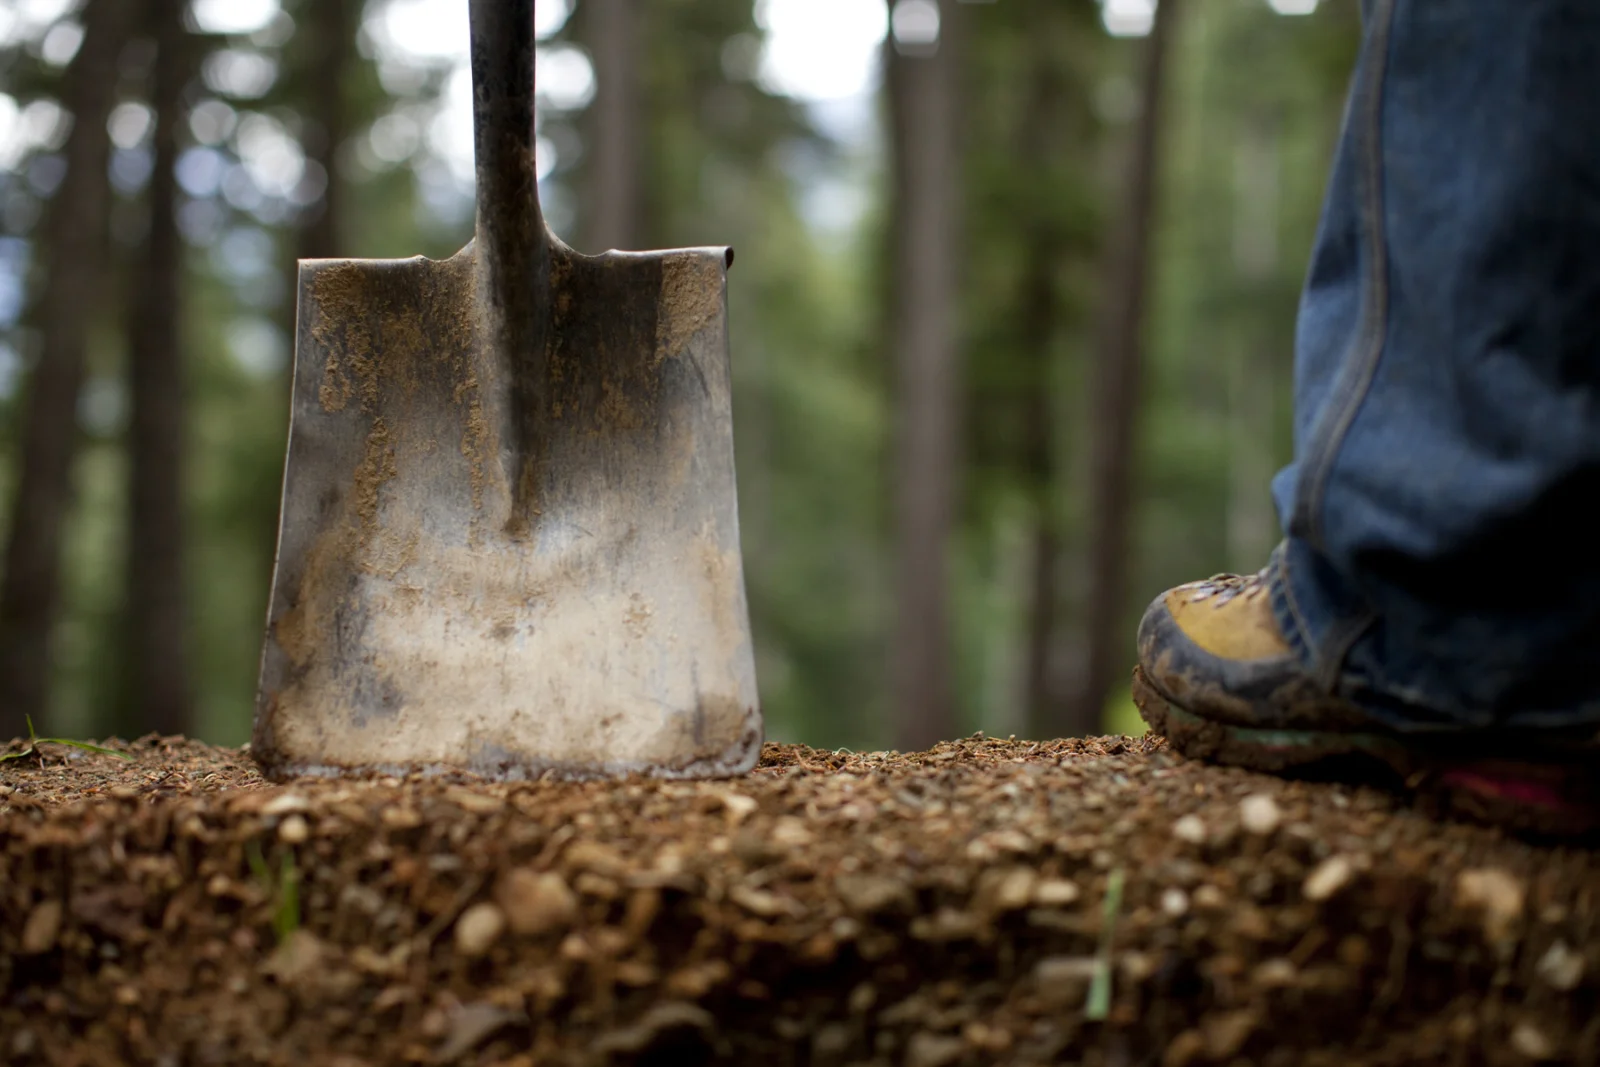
2, 732, 1596, 1067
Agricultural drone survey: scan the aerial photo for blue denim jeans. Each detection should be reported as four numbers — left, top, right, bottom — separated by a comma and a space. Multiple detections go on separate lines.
1266, 0, 1600, 732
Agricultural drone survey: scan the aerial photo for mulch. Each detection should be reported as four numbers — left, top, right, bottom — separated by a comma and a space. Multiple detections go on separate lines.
1, 732, 1595, 1066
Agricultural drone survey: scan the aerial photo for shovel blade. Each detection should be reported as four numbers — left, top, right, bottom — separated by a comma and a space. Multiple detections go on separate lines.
253, 243, 761, 779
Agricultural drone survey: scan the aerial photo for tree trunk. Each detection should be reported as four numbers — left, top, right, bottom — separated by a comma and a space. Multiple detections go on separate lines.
297, 0, 355, 261
1012, 30, 1071, 740
582, 0, 642, 253
0, 0, 134, 741
1073, 0, 1179, 736
887, 0, 963, 752
1020, 238, 1063, 737
122, 0, 198, 738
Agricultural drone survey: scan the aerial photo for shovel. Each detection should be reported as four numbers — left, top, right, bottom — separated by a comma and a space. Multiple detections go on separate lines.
251, 0, 761, 780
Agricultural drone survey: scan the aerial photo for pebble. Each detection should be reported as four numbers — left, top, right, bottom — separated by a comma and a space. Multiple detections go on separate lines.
443, 787, 505, 815
495, 870, 578, 936
1238, 794, 1282, 836
1510, 1022, 1556, 1061
981, 866, 1037, 913
1455, 868, 1525, 942
277, 814, 309, 845
454, 903, 506, 958
261, 793, 310, 817
904, 1031, 965, 1067
1033, 879, 1080, 907
1161, 887, 1189, 917
836, 873, 910, 915
1535, 940, 1584, 992
20, 900, 62, 955
1172, 814, 1207, 845
1304, 855, 1355, 902
719, 792, 759, 823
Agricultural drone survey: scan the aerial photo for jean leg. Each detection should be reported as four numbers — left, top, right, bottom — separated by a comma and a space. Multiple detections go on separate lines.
1269, 0, 1600, 728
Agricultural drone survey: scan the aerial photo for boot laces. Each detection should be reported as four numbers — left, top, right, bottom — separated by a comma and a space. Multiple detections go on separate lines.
1187, 567, 1269, 607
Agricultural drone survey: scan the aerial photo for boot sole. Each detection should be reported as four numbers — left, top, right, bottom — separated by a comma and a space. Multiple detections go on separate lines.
1132, 667, 1600, 840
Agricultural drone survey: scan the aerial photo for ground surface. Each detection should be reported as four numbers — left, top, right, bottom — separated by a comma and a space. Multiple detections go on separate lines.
1, 733, 1596, 1067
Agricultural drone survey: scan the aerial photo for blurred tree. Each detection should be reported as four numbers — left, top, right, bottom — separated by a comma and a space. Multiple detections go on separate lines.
579, 0, 642, 252
291, 0, 359, 261
959, 0, 1107, 741
0, 0, 137, 739
886, 0, 964, 751
122, 0, 200, 737
1073, 0, 1180, 735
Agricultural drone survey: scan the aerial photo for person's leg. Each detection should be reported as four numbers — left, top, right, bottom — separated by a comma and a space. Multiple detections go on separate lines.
1135, 0, 1600, 835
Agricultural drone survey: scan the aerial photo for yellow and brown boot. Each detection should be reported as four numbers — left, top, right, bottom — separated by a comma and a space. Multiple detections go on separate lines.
1132, 565, 1600, 839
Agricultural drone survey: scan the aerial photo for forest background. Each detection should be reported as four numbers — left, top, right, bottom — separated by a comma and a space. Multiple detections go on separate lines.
0, 0, 1358, 752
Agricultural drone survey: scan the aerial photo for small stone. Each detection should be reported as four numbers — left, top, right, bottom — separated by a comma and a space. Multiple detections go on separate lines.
8, 1029, 37, 1058
836, 873, 910, 915
976, 866, 1037, 914
20, 900, 63, 955
443, 787, 504, 815
454, 903, 506, 958
1033, 879, 1080, 907
1238, 794, 1282, 836
261, 793, 310, 817
1034, 956, 1097, 989
1172, 814, 1207, 845
905, 1032, 965, 1067
848, 983, 877, 1014
434, 1003, 523, 1063
1510, 1022, 1556, 1061
728, 885, 792, 918
564, 841, 627, 878
1192, 884, 1226, 910
380, 806, 422, 830
1456, 868, 1525, 943
1252, 958, 1297, 988
277, 814, 309, 845
1203, 1009, 1258, 1060
591, 1002, 714, 1057
1162, 1029, 1205, 1067
770, 817, 813, 848
1303, 855, 1355, 902
1160, 887, 1189, 917
262, 930, 324, 986
1535, 940, 1584, 992
495, 870, 578, 937
719, 792, 758, 823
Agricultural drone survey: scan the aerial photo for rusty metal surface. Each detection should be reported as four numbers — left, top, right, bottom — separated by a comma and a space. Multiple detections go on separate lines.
250, 0, 760, 780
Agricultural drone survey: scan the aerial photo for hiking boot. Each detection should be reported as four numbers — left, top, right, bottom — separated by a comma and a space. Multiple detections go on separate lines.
1133, 567, 1600, 839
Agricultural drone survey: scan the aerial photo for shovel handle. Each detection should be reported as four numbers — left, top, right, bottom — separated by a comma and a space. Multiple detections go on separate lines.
470, 0, 547, 274
470, 0, 552, 502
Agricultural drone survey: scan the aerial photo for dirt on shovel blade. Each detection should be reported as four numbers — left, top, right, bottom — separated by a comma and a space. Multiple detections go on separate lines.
1, 732, 1596, 1066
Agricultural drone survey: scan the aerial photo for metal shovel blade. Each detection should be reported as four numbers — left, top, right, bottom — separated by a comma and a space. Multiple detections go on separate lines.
251, 0, 760, 780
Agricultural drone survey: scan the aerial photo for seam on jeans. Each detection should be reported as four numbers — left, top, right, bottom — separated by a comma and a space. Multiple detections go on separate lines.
1270, 545, 1317, 669
1272, 541, 1374, 692
1316, 610, 1378, 694
1291, 0, 1396, 554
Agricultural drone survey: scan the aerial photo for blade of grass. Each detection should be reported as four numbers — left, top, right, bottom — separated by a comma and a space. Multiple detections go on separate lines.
1086, 868, 1125, 1021
35, 738, 134, 759
275, 850, 301, 943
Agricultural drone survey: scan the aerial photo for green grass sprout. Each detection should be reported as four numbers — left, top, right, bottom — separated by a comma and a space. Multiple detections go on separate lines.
1086, 867, 1126, 1021
0, 715, 134, 763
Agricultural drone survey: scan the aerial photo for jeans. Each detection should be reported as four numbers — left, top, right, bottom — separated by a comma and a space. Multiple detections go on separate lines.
1266, 0, 1600, 731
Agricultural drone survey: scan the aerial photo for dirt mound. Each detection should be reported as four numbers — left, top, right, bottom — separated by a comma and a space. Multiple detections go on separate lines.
1, 733, 1596, 1066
